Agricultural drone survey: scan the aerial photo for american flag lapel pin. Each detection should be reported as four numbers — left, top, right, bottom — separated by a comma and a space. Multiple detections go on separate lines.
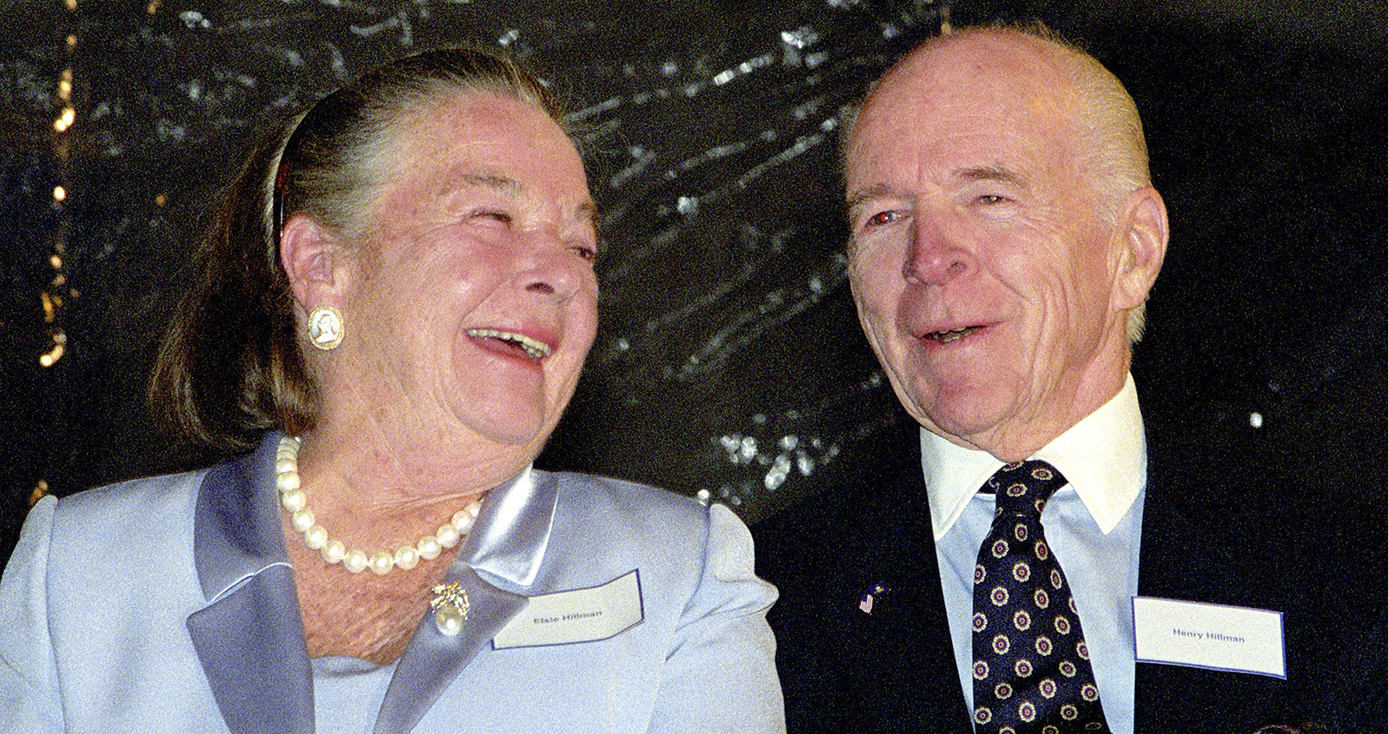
858, 581, 890, 615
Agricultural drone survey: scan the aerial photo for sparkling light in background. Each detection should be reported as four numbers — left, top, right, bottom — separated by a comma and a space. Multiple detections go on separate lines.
4, 0, 1388, 563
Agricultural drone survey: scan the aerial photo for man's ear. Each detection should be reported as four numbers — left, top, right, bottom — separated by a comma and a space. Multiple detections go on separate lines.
1111, 186, 1168, 311
280, 214, 349, 311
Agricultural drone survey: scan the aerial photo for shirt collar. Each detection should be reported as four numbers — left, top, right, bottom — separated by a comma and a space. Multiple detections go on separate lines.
923, 374, 1146, 540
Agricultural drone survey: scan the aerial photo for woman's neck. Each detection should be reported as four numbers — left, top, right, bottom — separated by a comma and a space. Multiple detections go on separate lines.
287, 419, 530, 553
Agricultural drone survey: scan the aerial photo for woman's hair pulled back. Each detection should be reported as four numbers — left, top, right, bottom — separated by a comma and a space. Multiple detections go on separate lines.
149, 47, 566, 452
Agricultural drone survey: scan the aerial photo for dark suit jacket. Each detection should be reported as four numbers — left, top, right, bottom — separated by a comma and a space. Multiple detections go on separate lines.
754, 397, 1388, 733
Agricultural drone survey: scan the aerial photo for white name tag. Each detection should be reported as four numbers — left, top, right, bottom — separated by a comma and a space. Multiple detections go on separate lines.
1132, 596, 1285, 678
493, 570, 644, 649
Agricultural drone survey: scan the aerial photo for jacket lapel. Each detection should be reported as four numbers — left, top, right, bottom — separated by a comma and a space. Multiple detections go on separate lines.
374, 567, 527, 734
186, 567, 313, 734
372, 469, 559, 734
186, 433, 314, 734
1133, 426, 1277, 729
843, 418, 973, 732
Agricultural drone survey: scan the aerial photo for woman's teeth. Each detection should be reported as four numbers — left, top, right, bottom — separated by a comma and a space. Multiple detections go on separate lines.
466, 328, 552, 359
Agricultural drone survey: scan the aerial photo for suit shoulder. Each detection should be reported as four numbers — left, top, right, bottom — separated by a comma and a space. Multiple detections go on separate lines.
52, 469, 208, 535
44, 468, 212, 576
538, 470, 713, 536
754, 422, 926, 547
32, 469, 211, 607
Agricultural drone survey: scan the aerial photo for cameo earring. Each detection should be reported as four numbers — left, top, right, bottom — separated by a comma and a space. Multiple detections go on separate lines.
308, 306, 344, 350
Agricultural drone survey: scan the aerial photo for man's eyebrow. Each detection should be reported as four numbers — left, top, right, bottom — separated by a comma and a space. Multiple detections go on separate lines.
845, 166, 1030, 210
576, 200, 599, 231
845, 183, 897, 212
954, 165, 1029, 189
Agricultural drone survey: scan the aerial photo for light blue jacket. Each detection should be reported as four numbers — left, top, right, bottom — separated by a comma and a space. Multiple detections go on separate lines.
0, 433, 783, 733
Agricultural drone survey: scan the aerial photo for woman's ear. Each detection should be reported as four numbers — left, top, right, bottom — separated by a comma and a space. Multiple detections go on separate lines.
280, 214, 349, 311
1111, 186, 1168, 311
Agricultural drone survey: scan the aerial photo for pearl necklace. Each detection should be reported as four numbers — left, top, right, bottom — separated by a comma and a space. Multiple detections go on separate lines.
274, 435, 483, 575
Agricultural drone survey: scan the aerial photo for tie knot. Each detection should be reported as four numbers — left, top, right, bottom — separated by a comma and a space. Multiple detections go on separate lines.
984, 460, 1066, 517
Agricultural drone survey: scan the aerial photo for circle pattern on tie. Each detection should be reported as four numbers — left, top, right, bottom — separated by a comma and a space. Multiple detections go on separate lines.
971, 460, 1110, 733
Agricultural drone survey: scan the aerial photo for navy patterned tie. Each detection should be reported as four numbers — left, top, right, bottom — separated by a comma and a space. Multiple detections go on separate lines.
970, 460, 1109, 733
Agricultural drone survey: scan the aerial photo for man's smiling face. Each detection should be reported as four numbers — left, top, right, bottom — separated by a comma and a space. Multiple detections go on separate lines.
844, 31, 1142, 460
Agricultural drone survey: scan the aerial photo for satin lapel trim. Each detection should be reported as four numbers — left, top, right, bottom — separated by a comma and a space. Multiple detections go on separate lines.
374, 469, 556, 733
187, 565, 314, 734
375, 567, 528, 734
194, 433, 290, 601
188, 432, 312, 734
463, 468, 557, 587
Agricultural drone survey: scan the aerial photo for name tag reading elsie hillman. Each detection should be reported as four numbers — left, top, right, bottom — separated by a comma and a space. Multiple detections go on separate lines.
493, 570, 644, 649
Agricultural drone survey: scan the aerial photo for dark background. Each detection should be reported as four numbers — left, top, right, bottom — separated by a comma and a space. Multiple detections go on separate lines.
4, 0, 1388, 566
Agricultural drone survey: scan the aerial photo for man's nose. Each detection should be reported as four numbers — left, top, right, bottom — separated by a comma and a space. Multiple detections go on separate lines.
903, 216, 973, 285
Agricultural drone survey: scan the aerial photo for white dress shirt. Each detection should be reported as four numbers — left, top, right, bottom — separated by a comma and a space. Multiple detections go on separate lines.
923, 375, 1147, 734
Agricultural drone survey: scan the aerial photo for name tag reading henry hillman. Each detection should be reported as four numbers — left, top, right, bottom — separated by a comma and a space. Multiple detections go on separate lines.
494, 570, 644, 649
1132, 596, 1286, 678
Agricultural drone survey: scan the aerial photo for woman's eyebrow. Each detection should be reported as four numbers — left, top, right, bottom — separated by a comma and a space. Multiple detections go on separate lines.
438, 170, 524, 197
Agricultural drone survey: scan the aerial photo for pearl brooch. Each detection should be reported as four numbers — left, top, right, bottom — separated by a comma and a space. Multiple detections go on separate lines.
274, 435, 483, 575
430, 581, 470, 636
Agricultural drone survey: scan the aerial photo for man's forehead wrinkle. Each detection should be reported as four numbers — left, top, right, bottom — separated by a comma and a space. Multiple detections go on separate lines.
848, 60, 1075, 203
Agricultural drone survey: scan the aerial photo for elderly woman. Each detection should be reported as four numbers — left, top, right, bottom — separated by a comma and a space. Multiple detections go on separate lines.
0, 48, 782, 733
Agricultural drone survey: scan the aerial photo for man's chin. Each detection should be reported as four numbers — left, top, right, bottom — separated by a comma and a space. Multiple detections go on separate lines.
911, 401, 1014, 453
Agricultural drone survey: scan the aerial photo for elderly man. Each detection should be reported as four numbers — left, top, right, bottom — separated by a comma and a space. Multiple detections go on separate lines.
755, 24, 1388, 734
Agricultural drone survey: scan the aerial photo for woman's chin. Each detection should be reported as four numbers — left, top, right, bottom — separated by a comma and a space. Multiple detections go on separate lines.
460, 409, 554, 449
